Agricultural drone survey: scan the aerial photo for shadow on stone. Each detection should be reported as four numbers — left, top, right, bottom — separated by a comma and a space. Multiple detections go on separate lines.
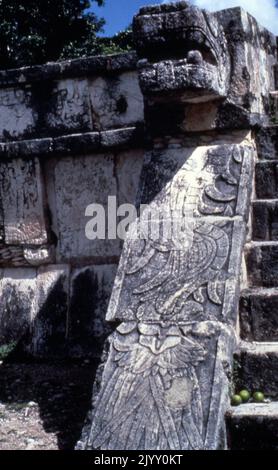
0, 355, 100, 449
0, 271, 115, 449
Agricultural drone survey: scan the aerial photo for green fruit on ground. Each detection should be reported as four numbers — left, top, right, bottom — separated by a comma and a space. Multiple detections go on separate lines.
253, 391, 265, 403
239, 390, 251, 403
231, 394, 242, 406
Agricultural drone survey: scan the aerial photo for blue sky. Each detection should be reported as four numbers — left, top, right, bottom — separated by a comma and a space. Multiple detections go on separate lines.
90, 0, 162, 36
90, 0, 278, 36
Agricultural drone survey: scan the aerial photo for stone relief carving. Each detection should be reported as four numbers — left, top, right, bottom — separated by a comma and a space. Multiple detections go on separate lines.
134, 2, 231, 101
45, 79, 92, 133
0, 87, 36, 140
134, 1, 276, 129
82, 141, 253, 450
76, 0, 274, 450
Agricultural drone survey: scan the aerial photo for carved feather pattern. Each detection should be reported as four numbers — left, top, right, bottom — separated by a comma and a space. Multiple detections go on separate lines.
85, 144, 247, 451
127, 221, 229, 319
88, 325, 207, 450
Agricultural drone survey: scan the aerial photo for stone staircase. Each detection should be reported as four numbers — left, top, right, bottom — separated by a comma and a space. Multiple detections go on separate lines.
227, 126, 278, 450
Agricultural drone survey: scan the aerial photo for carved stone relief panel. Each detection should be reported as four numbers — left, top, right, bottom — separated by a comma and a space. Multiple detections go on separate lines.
0, 86, 36, 141
0, 158, 48, 245
82, 142, 254, 450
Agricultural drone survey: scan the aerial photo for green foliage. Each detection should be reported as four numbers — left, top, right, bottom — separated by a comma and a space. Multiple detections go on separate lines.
0, 341, 17, 360
0, 0, 106, 69
98, 29, 134, 55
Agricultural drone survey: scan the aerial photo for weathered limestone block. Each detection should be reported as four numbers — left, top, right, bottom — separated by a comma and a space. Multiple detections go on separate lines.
115, 150, 145, 207
82, 142, 254, 450
0, 158, 48, 245
245, 243, 278, 287
0, 86, 36, 141
134, 2, 276, 134
240, 288, 278, 341
23, 246, 55, 266
68, 264, 118, 358
134, 3, 230, 101
235, 343, 278, 400
227, 403, 278, 450
44, 79, 93, 135
0, 245, 54, 268
0, 266, 71, 355
256, 126, 278, 160
46, 153, 118, 262
216, 7, 277, 117
255, 161, 278, 199
0, 54, 142, 142
0, 268, 37, 344
0, 263, 117, 358
28, 265, 70, 357
45, 150, 143, 263
89, 72, 144, 130
252, 201, 278, 241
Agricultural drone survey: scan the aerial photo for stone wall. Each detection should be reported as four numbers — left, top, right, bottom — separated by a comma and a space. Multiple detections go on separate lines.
0, 0, 277, 451
0, 52, 145, 358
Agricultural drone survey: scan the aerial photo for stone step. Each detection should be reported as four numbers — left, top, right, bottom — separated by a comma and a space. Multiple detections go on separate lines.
240, 288, 278, 341
234, 342, 278, 400
252, 200, 278, 241
245, 242, 278, 287
255, 161, 278, 199
226, 403, 278, 450
256, 126, 278, 160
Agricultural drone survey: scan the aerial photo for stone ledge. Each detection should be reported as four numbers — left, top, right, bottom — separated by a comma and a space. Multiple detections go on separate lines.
0, 126, 145, 159
240, 341, 278, 354
227, 402, 278, 418
240, 288, 278, 342
234, 342, 278, 399
0, 52, 138, 88
256, 126, 278, 160
255, 160, 278, 199
241, 286, 278, 296
226, 402, 278, 449
252, 200, 278, 241
245, 242, 278, 287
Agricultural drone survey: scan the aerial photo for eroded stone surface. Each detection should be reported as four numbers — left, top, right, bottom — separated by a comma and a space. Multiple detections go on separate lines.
0, 268, 37, 344
235, 343, 278, 400
252, 201, 278, 241
134, 2, 276, 134
255, 162, 278, 199
0, 86, 36, 141
256, 126, 278, 160
44, 79, 93, 135
0, 262, 118, 359
89, 72, 144, 130
68, 265, 118, 358
45, 150, 143, 263
245, 243, 278, 287
0, 158, 48, 245
27, 265, 70, 357
240, 288, 278, 341
81, 141, 253, 450
227, 403, 278, 450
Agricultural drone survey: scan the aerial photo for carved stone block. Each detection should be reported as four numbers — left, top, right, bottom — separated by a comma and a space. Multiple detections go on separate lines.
255, 162, 278, 199
68, 264, 118, 358
134, 2, 276, 131
45, 79, 93, 135
0, 86, 36, 141
240, 289, 278, 342
89, 72, 144, 130
82, 142, 253, 450
0, 267, 37, 344
28, 265, 70, 357
0, 158, 48, 245
45, 150, 143, 263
